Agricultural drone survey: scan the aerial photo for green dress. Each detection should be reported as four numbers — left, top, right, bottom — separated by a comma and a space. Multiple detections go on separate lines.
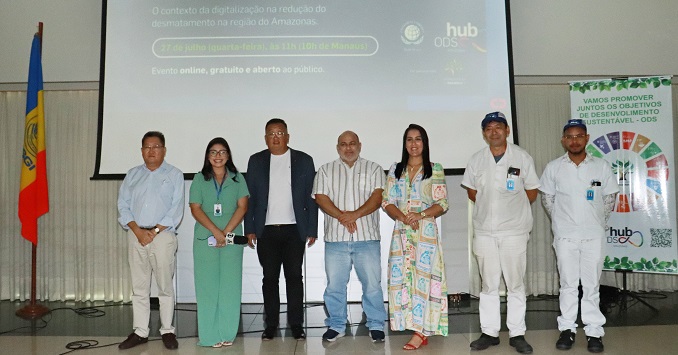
189, 171, 249, 346
382, 162, 449, 336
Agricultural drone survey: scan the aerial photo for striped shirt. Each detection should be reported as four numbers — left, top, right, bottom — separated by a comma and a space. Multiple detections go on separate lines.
312, 157, 386, 242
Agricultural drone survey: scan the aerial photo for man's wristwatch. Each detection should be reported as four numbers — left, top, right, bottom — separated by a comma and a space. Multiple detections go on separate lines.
154, 227, 160, 234
420, 211, 427, 218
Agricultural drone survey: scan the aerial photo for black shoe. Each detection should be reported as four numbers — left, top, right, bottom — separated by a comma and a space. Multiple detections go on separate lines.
322, 329, 344, 342
369, 329, 385, 343
556, 330, 575, 350
161, 333, 178, 350
470, 333, 500, 350
291, 324, 306, 340
509, 336, 533, 354
261, 326, 276, 340
118, 332, 148, 350
587, 337, 604, 353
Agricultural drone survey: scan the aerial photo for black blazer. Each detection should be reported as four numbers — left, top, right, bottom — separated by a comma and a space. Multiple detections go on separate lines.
244, 148, 318, 241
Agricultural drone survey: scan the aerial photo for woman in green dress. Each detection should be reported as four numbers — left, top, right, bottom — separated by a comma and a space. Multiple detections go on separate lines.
382, 124, 449, 350
189, 137, 249, 347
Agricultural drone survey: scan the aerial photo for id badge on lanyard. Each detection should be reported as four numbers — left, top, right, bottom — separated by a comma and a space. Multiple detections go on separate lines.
213, 178, 225, 216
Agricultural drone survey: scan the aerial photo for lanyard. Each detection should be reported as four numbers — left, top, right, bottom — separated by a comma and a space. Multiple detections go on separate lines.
213, 176, 226, 201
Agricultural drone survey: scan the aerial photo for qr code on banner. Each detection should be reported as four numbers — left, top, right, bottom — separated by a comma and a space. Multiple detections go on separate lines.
650, 228, 673, 248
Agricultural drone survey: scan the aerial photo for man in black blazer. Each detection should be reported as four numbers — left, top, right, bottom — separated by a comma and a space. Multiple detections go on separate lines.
244, 118, 318, 341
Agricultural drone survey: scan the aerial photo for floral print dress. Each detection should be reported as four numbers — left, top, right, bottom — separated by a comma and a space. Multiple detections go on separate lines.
382, 162, 449, 336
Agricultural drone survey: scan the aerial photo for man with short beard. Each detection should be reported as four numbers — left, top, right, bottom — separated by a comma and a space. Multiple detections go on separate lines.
539, 119, 618, 353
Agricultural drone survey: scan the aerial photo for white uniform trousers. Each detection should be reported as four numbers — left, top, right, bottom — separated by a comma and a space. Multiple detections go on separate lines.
473, 233, 528, 337
127, 230, 178, 337
554, 237, 606, 338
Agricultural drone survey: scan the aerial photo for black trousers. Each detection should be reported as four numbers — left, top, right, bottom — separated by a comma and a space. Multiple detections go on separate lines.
256, 224, 306, 327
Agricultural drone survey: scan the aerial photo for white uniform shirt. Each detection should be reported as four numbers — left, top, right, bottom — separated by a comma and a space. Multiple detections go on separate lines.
539, 154, 619, 239
312, 157, 386, 242
462, 143, 540, 237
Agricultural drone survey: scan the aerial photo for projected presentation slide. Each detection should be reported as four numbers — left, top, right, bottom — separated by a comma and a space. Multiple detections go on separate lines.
98, 0, 514, 176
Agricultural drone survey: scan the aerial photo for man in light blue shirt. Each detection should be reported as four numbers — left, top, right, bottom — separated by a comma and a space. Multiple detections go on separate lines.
117, 131, 184, 350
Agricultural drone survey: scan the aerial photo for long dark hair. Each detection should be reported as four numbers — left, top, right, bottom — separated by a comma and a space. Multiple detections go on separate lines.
395, 124, 432, 180
201, 137, 239, 182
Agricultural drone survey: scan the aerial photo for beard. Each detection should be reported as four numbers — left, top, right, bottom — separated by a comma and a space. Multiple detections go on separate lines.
567, 145, 585, 155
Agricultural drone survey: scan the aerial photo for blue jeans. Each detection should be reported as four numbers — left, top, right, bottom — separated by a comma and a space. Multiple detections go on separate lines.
324, 240, 386, 332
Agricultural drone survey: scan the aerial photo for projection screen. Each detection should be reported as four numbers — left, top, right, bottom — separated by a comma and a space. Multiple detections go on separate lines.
96, 0, 515, 177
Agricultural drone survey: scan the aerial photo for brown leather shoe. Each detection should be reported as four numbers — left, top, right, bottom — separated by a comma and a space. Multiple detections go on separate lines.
162, 333, 179, 350
118, 332, 148, 349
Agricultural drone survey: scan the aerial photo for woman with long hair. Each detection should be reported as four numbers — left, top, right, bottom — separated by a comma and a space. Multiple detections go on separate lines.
189, 137, 249, 347
382, 124, 449, 350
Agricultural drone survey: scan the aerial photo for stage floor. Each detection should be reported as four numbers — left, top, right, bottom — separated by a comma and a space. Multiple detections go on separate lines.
2, 291, 677, 354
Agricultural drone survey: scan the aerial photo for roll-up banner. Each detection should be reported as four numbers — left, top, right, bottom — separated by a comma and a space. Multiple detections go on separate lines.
569, 76, 677, 274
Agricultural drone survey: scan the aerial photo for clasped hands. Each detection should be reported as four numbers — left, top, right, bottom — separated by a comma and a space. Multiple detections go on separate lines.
135, 228, 157, 247
337, 210, 359, 233
401, 212, 425, 230
212, 230, 232, 248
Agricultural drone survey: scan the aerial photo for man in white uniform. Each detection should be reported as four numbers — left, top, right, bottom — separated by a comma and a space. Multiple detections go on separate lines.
539, 119, 618, 353
462, 112, 540, 354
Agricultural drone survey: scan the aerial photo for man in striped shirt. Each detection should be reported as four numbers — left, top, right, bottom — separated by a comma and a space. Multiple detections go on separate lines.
313, 131, 388, 343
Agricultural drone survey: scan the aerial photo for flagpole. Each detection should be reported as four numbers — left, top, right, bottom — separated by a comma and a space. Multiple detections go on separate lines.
17, 22, 50, 320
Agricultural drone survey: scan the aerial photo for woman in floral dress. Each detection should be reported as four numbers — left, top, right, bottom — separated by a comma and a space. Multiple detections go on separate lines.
382, 124, 449, 350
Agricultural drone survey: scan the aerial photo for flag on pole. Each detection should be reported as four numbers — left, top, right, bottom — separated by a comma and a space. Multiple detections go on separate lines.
18, 33, 49, 245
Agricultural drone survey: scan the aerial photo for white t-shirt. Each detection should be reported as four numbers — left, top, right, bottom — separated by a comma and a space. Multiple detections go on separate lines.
539, 154, 619, 239
462, 143, 541, 237
265, 150, 296, 225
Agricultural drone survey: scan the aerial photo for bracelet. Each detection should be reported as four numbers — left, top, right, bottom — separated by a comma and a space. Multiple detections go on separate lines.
420, 211, 427, 218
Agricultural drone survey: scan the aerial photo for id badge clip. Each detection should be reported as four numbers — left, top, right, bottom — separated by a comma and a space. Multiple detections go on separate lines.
588, 180, 601, 200
506, 167, 520, 191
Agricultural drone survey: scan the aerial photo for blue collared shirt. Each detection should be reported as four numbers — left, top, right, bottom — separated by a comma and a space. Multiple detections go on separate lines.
117, 160, 185, 232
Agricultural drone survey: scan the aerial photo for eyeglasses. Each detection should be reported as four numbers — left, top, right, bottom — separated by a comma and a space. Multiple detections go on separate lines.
563, 134, 587, 141
209, 150, 228, 157
141, 145, 164, 151
266, 131, 287, 138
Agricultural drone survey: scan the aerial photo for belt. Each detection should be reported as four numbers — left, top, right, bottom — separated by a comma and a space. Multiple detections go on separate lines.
266, 224, 295, 227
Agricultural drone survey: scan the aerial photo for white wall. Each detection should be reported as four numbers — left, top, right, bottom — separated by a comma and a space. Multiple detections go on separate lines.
2, 1, 678, 84
510, 1, 678, 76
0, 0, 101, 83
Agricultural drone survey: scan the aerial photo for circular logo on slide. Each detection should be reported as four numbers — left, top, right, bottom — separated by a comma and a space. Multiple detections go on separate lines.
586, 131, 669, 213
401, 21, 424, 45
